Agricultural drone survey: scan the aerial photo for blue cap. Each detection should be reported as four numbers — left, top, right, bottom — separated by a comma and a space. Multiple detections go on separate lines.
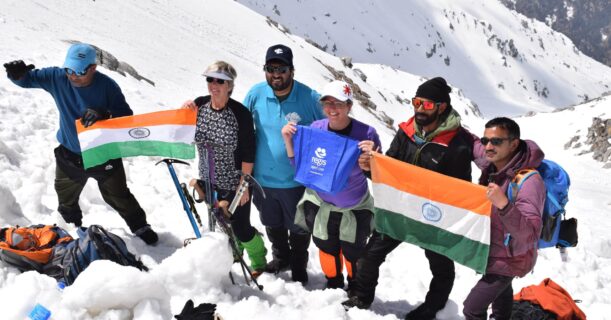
63, 43, 96, 74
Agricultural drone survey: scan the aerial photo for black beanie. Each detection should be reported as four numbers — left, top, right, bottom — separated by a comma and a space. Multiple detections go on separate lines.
415, 77, 451, 104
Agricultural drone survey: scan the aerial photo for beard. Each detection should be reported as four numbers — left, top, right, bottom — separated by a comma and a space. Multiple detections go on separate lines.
414, 109, 440, 126
266, 74, 292, 92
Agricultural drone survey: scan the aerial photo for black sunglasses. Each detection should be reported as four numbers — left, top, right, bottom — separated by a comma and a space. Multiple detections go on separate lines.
206, 77, 226, 84
263, 65, 290, 74
480, 137, 512, 146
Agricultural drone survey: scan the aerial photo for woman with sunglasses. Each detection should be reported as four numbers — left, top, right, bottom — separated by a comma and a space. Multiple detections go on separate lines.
182, 61, 267, 276
281, 80, 381, 291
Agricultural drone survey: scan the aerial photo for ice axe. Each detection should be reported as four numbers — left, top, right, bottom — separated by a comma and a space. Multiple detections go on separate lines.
156, 158, 202, 238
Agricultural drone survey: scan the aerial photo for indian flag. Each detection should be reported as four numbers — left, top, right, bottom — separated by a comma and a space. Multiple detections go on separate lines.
76, 109, 196, 169
371, 153, 492, 273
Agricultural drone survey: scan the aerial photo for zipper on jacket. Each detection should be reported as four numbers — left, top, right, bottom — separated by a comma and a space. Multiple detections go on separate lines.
412, 141, 446, 166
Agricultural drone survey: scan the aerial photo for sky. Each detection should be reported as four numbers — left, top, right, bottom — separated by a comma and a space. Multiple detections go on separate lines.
0, 0, 610, 319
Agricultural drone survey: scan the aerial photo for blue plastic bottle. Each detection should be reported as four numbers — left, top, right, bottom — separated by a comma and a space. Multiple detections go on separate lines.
27, 303, 51, 320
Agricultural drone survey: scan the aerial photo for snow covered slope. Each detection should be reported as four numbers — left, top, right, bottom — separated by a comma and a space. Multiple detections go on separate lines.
0, 0, 609, 319
237, 0, 611, 116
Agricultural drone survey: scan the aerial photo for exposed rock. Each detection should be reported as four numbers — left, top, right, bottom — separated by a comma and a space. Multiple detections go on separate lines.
571, 117, 611, 168
352, 68, 367, 82
306, 38, 327, 52
499, 0, 611, 67
66, 40, 155, 86
378, 111, 393, 127
316, 59, 393, 130
340, 56, 353, 68
265, 16, 291, 34
564, 135, 579, 149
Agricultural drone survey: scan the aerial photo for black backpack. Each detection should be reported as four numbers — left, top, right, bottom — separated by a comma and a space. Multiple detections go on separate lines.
46, 225, 148, 285
511, 301, 557, 319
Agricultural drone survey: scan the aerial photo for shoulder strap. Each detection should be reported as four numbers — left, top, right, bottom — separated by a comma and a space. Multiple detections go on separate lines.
508, 168, 539, 202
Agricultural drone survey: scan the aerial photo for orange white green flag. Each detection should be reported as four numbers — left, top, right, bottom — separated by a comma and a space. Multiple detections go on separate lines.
76, 109, 196, 169
370, 153, 492, 273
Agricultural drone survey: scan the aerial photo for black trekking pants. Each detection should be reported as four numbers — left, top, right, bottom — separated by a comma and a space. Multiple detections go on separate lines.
352, 230, 455, 309
253, 186, 309, 263
216, 188, 256, 242
303, 201, 372, 284
54, 145, 148, 232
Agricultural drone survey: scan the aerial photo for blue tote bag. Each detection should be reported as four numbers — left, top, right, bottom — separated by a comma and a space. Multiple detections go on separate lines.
293, 125, 360, 194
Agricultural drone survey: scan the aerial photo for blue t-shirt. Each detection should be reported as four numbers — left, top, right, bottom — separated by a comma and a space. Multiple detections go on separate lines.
11, 67, 132, 154
243, 80, 325, 188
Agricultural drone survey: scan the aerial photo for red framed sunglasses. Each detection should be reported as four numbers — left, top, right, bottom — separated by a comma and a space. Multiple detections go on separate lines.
412, 97, 442, 110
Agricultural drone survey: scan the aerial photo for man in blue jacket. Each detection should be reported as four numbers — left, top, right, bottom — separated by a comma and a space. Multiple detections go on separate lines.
243, 44, 325, 284
4, 43, 158, 245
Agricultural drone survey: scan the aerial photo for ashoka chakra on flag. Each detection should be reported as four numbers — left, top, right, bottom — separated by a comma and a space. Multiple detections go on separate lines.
371, 153, 492, 273
76, 108, 196, 169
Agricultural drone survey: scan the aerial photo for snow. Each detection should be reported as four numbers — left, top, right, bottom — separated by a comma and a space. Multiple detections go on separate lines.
236, 0, 611, 117
0, 0, 610, 319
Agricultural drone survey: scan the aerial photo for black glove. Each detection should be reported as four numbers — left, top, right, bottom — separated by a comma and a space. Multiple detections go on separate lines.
3, 60, 35, 80
81, 108, 110, 128
174, 300, 216, 320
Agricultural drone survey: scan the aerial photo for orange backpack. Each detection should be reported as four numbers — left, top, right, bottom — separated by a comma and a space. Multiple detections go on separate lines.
514, 278, 586, 320
0, 225, 73, 270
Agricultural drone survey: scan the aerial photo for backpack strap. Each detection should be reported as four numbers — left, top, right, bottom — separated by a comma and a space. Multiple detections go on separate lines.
545, 191, 564, 215
508, 168, 539, 202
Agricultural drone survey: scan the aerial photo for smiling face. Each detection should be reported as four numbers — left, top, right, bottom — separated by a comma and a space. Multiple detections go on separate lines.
264, 61, 293, 95
207, 77, 231, 105
482, 126, 520, 169
322, 96, 351, 129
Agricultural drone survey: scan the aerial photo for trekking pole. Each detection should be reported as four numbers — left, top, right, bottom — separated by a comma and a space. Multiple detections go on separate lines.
156, 159, 201, 238
181, 183, 204, 228
214, 203, 264, 291
559, 247, 568, 262
194, 141, 220, 232
222, 179, 264, 291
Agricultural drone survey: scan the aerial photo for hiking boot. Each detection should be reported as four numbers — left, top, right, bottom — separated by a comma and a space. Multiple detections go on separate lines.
341, 295, 371, 310
135, 225, 158, 245
251, 269, 264, 279
345, 277, 356, 296
325, 275, 345, 289
291, 267, 308, 284
58, 205, 82, 227
265, 227, 290, 273
289, 232, 310, 284
404, 303, 439, 320
264, 259, 290, 274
